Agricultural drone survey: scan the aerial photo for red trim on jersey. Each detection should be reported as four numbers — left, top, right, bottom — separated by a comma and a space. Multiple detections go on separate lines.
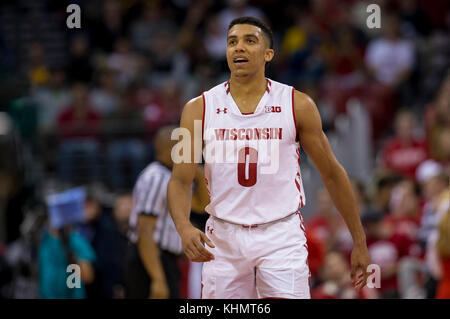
266, 78, 271, 93
295, 179, 301, 192
291, 87, 298, 141
241, 112, 254, 115
201, 282, 203, 299
225, 81, 230, 94
297, 212, 306, 234
297, 212, 312, 292
202, 93, 206, 141
304, 243, 311, 290
295, 179, 304, 207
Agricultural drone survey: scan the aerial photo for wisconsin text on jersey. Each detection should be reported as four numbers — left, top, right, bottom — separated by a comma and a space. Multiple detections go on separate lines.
213, 127, 283, 140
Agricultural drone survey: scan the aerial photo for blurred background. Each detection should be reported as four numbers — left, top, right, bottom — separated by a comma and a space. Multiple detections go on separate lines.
0, 0, 449, 299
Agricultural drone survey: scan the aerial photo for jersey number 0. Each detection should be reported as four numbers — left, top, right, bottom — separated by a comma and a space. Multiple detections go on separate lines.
237, 147, 258, 187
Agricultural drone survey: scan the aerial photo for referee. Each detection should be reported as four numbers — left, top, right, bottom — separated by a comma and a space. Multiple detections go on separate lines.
127, 125, 209, 299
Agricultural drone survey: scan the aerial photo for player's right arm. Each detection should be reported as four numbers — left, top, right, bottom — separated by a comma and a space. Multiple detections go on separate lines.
167, 96, 215, 262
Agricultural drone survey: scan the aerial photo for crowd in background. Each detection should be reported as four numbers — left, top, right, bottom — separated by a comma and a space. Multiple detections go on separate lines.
0, 0, 449, 299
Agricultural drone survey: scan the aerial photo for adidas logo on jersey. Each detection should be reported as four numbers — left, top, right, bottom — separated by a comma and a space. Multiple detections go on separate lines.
216, 108, 228, 114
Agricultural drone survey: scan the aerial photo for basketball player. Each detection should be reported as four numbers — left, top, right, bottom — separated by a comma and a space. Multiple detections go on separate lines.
167, 16, 371, 298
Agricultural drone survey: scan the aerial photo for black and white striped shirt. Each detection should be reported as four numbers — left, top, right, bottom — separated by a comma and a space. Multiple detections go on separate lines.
129, 161, 183, 255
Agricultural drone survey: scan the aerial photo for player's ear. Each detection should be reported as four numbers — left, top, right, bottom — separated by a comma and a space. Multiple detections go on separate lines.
264, 48, 274, 63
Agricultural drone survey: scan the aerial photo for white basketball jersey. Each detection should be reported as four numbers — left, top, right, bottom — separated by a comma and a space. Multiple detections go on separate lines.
202, 79, 306, 225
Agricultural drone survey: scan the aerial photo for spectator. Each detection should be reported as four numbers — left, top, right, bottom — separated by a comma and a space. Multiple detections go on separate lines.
364, 13, 416, 138
280, 12, 325, 86
424, 75, 450, 162
363, 210, 402, 298
398, 0, 432, 36
38, 225, 96, 298
107, 38, 143, 90
90, 68, 121, 116
417, 161, 447, 247
67, 34, 94, 83
109, 192, 133, 298
435, 199, 450, 299
217, 0, 265, 43
384, 180, 423, 245
372, 173, 403, 216
129, 2, 175, 53
306, 187, 339, 248
0, 251, 12, 298
312, 251, 375, 299
78, 188, 130, 298
322, 25, 365, 115
26, 42, 51, 88
57, 82, 102, 184
104, 96, 148, 191
437, 128, 450, 176
145, 30, 189, 87
91, 0, 125, 53
32, 68, 71, 133
142, 79, 183, 137
351, 179, 370, 216
365, 13, 415, 88
381, 110, 428, 180
202, 15, 228, 76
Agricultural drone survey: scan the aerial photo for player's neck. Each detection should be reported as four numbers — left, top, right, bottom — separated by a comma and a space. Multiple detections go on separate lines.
229, 72, 267, 98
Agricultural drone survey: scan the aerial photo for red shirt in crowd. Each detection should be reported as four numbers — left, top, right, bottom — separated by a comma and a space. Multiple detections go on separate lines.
382, 138, 428, 179
383, 213, 422, 247
306, 214, 335, 245
311, 283, 372, 299
436, 258, 450, 299
366, 231, 422, 294
57, 105, 101, 140
304, 228, 325, 278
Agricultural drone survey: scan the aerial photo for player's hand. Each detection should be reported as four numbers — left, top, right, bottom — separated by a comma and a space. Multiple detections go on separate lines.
180, 224, 215, 262
350, 243, 371, 291
149, 277, 169, 299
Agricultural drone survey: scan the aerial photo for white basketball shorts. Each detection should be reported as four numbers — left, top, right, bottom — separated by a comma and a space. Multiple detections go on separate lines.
201, 212, 311, 299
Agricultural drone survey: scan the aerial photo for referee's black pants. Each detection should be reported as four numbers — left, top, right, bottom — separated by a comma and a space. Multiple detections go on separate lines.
124, 243, 181, 299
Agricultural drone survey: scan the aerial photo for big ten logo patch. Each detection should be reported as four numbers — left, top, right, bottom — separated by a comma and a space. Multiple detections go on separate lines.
265, 106, 281, 113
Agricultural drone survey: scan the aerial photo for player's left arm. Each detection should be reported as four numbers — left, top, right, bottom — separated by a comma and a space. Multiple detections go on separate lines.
191, 165, 210, 213
294, 90, 371, 290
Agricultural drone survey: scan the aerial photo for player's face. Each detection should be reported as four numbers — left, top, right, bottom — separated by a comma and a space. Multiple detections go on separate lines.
226, 24, 274, 77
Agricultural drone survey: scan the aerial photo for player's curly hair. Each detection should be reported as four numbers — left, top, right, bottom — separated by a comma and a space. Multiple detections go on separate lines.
228, 16, 274, 49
